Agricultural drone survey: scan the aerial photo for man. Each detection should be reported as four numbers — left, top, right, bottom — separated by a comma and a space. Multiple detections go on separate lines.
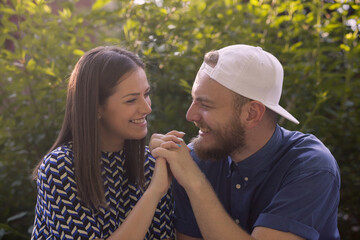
152, 44, 340, 240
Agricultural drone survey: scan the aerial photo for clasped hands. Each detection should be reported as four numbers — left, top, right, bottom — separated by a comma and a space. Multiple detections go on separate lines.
149, 130, 201, 191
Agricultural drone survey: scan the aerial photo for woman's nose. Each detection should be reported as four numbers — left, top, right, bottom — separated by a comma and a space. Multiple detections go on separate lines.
140, 97, 152, 114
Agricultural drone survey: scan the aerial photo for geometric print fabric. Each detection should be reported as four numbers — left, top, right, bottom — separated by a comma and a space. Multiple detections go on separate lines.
31, 142, 174, 239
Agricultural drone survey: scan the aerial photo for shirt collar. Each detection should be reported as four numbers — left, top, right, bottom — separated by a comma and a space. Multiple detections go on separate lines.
228, 124, 283, 180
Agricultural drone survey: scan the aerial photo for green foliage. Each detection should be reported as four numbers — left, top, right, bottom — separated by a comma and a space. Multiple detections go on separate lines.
0, 0, 99, 237
0, 0, 359, 238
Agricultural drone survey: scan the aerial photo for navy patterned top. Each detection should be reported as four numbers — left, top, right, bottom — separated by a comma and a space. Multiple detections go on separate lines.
32, 142, 174, 239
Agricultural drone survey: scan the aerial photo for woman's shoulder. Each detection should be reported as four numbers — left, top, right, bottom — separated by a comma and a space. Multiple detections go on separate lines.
41, 142, 74, 172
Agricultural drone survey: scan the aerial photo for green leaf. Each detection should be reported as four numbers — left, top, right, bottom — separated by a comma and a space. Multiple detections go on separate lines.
0, 6, 16, 15
92, 0, 112, 11
24, 0, 37, 14
2, 20, 18, 32
58, 8, 72, 19
160, 8, 167, 15
340, 44, 350, 52
73, 49, 85, 56
250, 0, 259, 6
44, 68, 56, 77
26, 59, 36, 71
290, 41, 303, 51
328, 3, 341, 10
0, 35, 6, 46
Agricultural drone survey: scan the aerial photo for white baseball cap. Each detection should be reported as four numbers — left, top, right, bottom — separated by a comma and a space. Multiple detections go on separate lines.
199, 44, 299, 124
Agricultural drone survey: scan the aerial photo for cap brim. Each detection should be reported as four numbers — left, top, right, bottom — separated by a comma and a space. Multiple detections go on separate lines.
265, 104, 299, 124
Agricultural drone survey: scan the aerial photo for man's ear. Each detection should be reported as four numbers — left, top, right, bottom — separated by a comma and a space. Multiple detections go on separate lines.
242, 101, 266, 128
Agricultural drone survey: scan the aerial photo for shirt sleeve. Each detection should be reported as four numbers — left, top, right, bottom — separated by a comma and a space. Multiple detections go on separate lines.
32, 149, 102, 239
254, 169, 340, 240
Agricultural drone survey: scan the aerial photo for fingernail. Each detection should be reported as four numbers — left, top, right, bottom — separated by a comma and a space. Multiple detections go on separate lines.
177, 137, 184, 141
177, 144, 181, 147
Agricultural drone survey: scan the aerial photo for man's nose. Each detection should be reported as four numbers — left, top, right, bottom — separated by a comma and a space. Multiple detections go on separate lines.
186, 102, 200, 122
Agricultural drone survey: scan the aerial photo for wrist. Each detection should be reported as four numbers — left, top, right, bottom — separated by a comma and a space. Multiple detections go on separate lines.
146, 184, 166, 202
183, 171, 208, 195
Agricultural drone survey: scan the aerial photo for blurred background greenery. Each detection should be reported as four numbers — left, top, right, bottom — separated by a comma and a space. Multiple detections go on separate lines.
0, 0, 359, 239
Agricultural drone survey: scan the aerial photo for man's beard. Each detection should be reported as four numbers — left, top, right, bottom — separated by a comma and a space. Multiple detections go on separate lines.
191, 115, 245, 161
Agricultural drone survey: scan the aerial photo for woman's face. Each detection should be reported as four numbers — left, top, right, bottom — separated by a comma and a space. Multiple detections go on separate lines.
99, 67, 151, 152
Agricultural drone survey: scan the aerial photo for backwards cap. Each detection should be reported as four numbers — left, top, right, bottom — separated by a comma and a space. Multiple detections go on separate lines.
199, 44, 299, 124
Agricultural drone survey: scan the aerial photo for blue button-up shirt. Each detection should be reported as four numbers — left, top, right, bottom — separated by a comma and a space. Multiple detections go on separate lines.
173, 125, 340, 240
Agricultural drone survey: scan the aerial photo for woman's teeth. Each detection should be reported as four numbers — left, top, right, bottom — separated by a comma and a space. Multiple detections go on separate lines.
130, 118, 145, 124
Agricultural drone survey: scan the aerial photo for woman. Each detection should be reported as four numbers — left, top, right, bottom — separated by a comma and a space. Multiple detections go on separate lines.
31, 46, 182, 239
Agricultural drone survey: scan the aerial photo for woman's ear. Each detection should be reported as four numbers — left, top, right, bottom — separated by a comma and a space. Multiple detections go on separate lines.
98, 105, 104, 119
242, 101, 266, 128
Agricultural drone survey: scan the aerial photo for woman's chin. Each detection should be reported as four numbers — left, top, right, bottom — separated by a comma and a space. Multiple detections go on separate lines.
127, 132, 148, 141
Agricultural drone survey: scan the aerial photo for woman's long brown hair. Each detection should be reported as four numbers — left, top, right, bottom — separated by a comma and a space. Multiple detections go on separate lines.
33, 46, 146, 209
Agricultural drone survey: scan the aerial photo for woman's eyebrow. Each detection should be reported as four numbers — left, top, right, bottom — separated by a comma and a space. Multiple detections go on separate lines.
122, 93, 140, 98
121, 87, 150, 98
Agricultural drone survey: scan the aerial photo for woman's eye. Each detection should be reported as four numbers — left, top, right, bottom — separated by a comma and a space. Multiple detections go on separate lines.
126, 99, 136, 103
145, 91, 151, 97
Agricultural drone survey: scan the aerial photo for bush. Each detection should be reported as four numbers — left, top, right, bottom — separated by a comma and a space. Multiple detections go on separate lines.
0, 0, 359, 238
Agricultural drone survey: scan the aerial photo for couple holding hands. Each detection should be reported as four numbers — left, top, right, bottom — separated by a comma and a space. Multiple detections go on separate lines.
32, 45, 340, 240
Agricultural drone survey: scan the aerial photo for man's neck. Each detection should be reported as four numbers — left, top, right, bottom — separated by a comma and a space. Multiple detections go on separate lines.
230, 124, 276, 163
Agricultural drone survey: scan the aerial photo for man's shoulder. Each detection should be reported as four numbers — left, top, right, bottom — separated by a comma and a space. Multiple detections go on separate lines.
280, 127, 339, 175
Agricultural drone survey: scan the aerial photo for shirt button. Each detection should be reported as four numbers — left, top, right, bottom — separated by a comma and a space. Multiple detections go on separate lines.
236, 184, 241, 189
244, 177, 249, 181
235, 219, 240, 224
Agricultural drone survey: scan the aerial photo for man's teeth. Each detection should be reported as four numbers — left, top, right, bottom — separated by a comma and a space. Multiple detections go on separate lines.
200, 127, 210, 133
131, 119, 145, 124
